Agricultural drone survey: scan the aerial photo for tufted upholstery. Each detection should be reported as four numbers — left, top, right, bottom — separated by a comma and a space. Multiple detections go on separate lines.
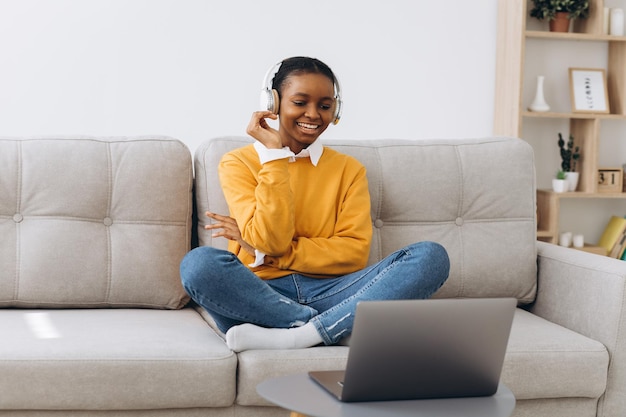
194, 136, 537, 303
0, 137, 192, 309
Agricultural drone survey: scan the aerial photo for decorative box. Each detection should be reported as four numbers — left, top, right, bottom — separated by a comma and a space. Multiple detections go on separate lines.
598, 167, 623, 193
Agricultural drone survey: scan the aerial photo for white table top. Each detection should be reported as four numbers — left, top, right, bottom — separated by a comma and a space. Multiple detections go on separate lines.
257, 373, 516, 417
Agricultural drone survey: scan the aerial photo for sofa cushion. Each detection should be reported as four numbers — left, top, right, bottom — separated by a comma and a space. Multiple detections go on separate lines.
503, 308, 608, 400
195, 136, 537, 303
236, 346, 348, 406
0, 137, 192, 309
0, 308, 236, 410
234, 309, 608, 406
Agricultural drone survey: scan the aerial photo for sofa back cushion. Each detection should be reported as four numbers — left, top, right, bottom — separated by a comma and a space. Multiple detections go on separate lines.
0, 137, 192, 309
194, 137, 537, 304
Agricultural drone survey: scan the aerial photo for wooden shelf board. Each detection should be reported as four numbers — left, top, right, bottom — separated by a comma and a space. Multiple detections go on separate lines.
522, 111, 626, 120
537, 189, 626, 198
573, 244, 607, 256
526, 30, 626, 42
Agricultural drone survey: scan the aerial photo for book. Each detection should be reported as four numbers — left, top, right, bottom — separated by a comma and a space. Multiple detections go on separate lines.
609, 230, 626, 258
597, 216, 626, 256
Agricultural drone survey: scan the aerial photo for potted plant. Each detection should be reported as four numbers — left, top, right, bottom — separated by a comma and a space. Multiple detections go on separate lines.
529, 0, 590, 32
558, 132, 581, 191
553, 170, 568, 193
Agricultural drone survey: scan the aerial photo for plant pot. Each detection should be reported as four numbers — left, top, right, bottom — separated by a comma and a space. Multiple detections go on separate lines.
550, 12, 571, 32
565, 171, 579, 191
552, 178, 568, 193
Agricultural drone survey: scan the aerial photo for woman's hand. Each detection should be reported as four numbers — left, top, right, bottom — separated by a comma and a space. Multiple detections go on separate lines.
204, 211, 256, 256
246, 111, 282, 149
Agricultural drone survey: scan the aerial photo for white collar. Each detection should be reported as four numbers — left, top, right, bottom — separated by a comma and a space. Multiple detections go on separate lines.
253, 139, 324, 167
294, 139, 323, 166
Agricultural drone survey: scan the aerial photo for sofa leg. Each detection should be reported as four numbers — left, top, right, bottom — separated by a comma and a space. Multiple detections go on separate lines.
290, 412, 308, 417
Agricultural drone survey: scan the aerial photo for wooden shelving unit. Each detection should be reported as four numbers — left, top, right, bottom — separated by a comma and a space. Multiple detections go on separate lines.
495, 0, 626, 246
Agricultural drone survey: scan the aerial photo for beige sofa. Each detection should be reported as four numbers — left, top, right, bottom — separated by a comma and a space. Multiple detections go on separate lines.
0, 135, 624, 417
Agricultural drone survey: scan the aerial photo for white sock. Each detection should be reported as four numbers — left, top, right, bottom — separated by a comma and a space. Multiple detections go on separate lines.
225, 322, 323, 352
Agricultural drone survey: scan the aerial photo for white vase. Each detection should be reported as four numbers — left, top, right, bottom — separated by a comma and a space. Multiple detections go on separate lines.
528, 75, 550, 112
610, 8, 624, 36
565, 172, 579, 191
552, 179, 568, 193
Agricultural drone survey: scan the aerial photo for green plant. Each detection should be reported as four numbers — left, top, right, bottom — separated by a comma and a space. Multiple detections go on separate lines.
556, 170, 567, 180
530, 0, 590, 20
558, 132, 581, 172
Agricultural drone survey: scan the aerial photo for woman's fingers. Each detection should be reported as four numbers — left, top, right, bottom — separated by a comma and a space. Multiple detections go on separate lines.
206, 211, 234, 223
205, 211, 241, 241
246, 111, 281, 149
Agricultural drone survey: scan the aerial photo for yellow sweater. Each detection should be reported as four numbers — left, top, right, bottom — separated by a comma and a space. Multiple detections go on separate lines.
218, 143, 373, 279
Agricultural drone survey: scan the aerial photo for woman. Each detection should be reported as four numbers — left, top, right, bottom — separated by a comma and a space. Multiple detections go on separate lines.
180, 56, 450, 352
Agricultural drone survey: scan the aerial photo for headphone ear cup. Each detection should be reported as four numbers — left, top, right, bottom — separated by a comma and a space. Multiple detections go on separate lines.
270, 89, 280, 114
259, 88, 280, 114
333, 98, 342, 125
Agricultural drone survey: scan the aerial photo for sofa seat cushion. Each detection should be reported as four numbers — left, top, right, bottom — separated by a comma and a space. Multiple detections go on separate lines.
503, 308, 608, 400
0, 308, 236, 410
236, 346, 348, 406
235, 309, 608, 406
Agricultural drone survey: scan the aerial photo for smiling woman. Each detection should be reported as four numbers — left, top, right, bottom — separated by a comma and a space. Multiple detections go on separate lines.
251, 57, 342, 154
274, 72, 335, 153
179, 56, 451, 353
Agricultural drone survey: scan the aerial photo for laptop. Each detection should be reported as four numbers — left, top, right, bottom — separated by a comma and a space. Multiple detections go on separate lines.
308, 297, 516, 402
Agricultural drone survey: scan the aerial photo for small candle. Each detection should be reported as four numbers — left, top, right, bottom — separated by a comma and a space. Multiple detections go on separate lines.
573, 234, 584, 248
560, 232, 573, 247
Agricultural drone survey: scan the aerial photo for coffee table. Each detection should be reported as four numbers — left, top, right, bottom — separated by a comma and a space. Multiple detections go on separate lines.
257, 373, 516, 417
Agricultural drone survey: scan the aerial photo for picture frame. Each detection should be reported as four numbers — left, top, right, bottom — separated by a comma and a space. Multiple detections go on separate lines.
569, 68, 610, 113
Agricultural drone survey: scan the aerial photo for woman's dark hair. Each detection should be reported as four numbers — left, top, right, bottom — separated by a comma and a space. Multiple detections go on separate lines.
272, 56, 336, 98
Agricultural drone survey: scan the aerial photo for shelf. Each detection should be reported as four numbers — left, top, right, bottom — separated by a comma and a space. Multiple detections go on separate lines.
526, 30, 626, 42
523, 111, 626, 120
537, 190, 626, 198
574, 244, 607, 255
496, 0, 626, 249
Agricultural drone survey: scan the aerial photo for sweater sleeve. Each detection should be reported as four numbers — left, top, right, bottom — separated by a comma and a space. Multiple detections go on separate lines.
218, 152, 296, 256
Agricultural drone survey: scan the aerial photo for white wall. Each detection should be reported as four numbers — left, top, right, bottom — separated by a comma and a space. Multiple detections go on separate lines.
0, 0, 498, 154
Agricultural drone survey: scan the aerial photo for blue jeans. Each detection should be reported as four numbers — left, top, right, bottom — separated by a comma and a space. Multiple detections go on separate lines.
180, 241, 450, 345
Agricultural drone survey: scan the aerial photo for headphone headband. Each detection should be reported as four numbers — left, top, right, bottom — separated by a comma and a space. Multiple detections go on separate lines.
259, 60, 343, 125
261, 62, 282, 90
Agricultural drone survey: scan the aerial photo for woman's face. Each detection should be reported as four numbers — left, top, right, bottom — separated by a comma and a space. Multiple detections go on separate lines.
277, 72, 336, 154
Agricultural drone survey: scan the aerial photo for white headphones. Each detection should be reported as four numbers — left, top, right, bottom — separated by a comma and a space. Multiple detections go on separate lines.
259, 61, 343, 125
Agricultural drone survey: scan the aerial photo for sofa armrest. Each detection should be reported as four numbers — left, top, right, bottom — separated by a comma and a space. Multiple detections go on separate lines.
531, 241, 626, 417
